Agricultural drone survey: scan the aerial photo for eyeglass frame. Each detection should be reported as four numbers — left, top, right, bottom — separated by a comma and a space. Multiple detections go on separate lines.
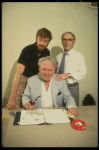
62, 38, 74, 42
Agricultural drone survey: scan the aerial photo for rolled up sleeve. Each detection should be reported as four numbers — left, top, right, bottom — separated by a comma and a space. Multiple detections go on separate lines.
71, 55, 87, 82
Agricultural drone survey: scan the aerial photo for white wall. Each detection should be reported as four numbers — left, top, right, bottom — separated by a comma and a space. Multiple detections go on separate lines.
2, 2, 98, 106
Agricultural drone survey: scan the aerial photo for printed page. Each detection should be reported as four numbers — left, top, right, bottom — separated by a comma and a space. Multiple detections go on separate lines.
20, 109, 45, 125
43, 109, 70, 124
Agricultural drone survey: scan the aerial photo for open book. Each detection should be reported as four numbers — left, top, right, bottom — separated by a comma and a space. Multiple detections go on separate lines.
19, 108, 70, 125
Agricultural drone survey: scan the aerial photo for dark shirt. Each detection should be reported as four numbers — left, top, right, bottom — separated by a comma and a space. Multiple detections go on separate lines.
18, 42, 50, 77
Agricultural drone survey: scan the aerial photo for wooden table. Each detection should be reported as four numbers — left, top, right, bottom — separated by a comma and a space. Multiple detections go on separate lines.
2, 106, 98, 147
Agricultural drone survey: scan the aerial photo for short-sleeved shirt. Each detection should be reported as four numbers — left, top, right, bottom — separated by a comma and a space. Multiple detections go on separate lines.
18, 42, 50, 77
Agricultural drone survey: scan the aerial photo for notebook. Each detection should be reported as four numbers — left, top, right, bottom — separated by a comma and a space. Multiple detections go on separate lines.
13, 108, 71, 126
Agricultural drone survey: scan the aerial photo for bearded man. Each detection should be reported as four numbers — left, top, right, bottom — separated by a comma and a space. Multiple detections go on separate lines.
5, 28, 52, 109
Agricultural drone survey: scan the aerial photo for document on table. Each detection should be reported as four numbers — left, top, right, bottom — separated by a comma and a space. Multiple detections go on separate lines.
20, 109, 45, 125
43, 109, 70, 124
19, 108, 70, 125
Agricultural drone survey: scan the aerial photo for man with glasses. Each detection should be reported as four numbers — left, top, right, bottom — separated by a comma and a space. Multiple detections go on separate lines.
55, 32, 87, 106
5, 28, 52, 109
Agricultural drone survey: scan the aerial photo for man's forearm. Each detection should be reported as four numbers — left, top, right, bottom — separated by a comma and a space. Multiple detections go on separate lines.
5, 63, 25, 109
10, 73, 21, 100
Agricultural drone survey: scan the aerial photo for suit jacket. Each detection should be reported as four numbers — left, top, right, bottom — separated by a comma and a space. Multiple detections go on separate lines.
22, 74, 77, 109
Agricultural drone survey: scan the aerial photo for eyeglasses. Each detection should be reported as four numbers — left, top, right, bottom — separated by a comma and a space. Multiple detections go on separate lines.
62, 38, 74, 42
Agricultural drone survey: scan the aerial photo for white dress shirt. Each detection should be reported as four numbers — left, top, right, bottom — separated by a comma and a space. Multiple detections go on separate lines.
41, 80, 53, 108
56, 48, 87, 84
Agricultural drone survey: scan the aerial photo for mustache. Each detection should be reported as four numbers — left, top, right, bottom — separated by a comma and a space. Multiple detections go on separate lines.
39, 45, 45, 48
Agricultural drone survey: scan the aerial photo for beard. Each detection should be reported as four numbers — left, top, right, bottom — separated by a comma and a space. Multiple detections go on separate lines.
35, 42, 46, 53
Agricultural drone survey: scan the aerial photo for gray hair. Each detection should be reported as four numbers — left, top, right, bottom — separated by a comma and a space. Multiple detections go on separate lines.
61, 32, 76, 41
38, 56, 57, 69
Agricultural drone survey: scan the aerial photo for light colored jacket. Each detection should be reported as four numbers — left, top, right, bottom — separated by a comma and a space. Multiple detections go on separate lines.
22, 74, 77, 109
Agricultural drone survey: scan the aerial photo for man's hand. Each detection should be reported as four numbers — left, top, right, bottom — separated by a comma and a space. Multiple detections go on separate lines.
5, 98, 17, 109
67, 107, 77, 117
55, 73, 69, 81
26, 101, 34, 110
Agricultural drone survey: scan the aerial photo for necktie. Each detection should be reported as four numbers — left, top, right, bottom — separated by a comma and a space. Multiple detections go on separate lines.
58, 53, 68, 74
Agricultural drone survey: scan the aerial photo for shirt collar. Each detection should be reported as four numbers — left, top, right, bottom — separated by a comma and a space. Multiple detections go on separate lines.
41, 79, 52, 85
64, 48, 74, 56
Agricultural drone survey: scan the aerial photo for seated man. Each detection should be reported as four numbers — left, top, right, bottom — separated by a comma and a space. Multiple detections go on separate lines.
22, 56, 77, 116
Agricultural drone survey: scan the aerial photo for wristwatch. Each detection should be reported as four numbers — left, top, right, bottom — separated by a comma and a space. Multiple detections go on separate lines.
68, 73, 71, 78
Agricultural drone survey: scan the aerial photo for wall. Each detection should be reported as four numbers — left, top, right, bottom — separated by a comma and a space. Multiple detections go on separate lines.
2, 2, 98, 106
